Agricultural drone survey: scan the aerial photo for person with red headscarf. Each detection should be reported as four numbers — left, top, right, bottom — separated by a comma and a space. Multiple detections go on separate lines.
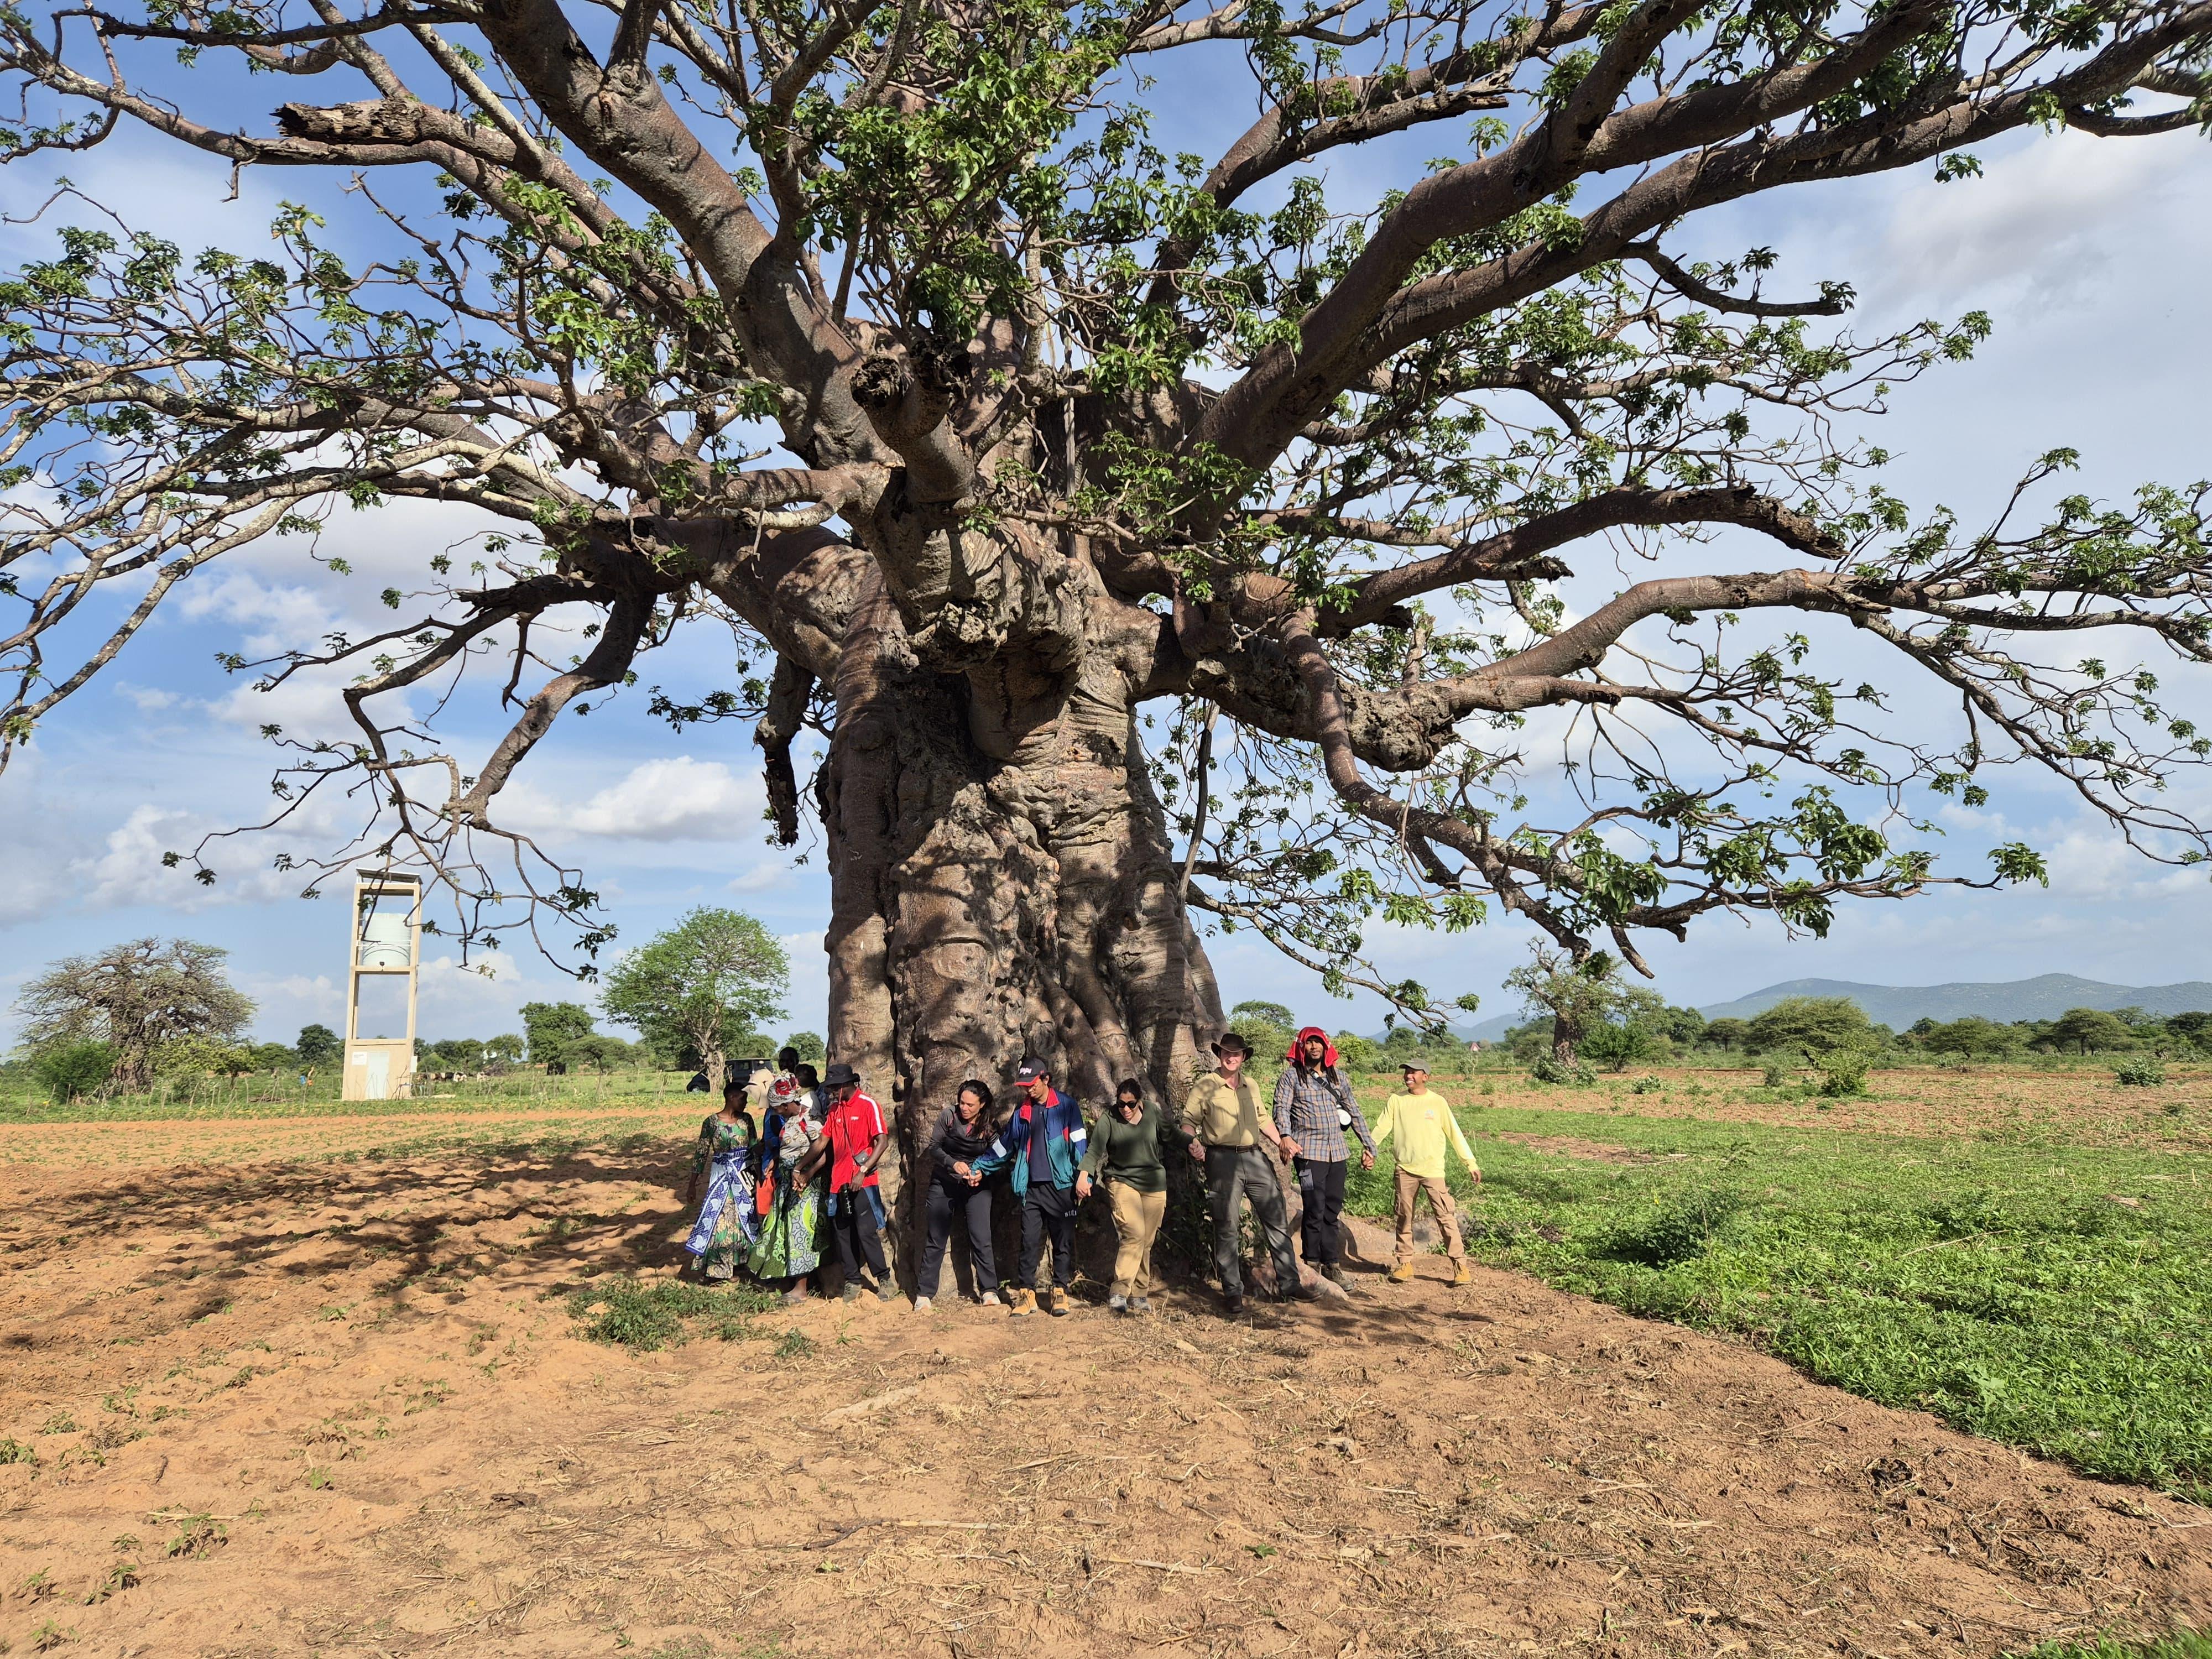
1272, 1026, 1376, 1290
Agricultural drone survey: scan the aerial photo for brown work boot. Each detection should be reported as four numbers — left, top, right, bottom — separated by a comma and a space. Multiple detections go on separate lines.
1451, 1261, 1473, 1287
1386, 1261, 1414, 1284
1007, 1287, 1038, 1317
1045, 1286, 1070, 1317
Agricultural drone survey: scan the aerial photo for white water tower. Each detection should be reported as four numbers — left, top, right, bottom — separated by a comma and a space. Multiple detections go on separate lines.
343, 870, 421, 1100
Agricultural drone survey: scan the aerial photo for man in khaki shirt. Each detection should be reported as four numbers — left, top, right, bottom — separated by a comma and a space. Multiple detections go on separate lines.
1181, 1031, 1307, 1315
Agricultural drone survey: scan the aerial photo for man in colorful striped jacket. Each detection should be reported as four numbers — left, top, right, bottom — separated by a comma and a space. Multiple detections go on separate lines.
972, 1056, 1087, 1317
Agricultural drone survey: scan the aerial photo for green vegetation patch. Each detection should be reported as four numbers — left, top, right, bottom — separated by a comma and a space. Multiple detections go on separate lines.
1344, 1102, 2212, 1501
2011, 1631, 2212, 1659
567, 1276, 780, 1350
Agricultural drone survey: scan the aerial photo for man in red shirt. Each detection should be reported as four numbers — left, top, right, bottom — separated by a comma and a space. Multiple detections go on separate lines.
820, 1062, 898, 1301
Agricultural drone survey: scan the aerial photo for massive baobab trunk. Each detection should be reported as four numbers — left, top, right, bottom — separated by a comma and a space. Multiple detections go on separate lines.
813, 554, 1224, 1279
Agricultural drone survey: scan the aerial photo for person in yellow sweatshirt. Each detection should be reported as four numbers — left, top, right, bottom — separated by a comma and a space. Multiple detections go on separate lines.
1370, 1059, 1479, 1286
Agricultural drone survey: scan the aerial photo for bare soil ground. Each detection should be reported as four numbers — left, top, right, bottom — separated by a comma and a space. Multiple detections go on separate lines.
4, 1114, 2208, 1659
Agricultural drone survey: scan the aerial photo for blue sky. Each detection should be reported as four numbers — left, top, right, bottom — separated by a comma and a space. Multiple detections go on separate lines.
2, 34, 2209, 1047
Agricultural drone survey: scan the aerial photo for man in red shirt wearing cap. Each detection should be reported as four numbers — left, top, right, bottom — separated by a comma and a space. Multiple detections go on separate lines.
820, 1062, 898, 1301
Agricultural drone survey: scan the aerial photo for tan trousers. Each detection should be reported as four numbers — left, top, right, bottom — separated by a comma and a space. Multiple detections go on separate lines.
1394, 1168, 1465, 1263
1106, 1182, 1167, 1296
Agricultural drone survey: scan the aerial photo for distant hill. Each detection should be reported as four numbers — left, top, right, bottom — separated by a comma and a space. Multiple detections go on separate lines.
1694, 974, 2212, 1029
1443, 973, 2212, 1042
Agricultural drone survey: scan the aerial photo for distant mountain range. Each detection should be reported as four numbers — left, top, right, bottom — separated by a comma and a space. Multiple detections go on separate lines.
1449, 973, 2212, 1041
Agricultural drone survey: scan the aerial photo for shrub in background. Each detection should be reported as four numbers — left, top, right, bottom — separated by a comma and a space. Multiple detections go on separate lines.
34, 1041, 116, 1101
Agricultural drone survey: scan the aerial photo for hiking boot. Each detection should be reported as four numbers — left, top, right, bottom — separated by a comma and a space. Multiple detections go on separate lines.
1045, 1286, 1070, 1317
911, 1296, 932, 1313
1386, 1261, 1415, 1284
1451, 1261, 1473, 1288
1221, 1291, 1244, 1317
1107, 1293, 1128, 1313
1008, 1288, 1038, 1317
841, 1283, 862, 1303
1131, 1296, 1152, 1314
1322, 1263, 1354, 1292
980, 1290, 1003, 1307
875, 1279, 900, 1302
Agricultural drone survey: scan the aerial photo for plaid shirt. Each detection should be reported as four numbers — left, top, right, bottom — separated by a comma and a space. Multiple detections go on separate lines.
1271, 1063, 1376, 1164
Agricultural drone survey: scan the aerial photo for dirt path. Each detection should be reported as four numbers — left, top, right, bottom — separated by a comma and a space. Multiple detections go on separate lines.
3, 1142, 2207, 1658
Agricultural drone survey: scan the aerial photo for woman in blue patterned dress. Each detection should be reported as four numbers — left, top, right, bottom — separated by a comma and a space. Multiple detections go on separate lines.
681, 1078, 759, 1280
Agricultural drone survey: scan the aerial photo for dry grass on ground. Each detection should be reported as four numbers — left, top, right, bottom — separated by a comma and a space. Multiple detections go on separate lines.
2, 1103, 2208, 1658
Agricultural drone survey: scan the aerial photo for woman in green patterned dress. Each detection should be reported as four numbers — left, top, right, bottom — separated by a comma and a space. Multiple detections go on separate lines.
748, 1089, 830, 1301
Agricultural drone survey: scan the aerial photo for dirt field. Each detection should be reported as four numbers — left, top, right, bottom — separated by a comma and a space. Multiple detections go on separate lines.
4, 1112, 2209, 1658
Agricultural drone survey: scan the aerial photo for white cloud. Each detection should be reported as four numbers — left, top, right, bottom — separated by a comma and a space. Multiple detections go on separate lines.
1857, 133, 2206, 319
506, 757, 766, 842
728, 860, 801, 893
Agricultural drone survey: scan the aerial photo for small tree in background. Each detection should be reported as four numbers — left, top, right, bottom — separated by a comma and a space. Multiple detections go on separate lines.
2048, 1007, 2137, 1055
1702, 1019, 1749, 1052
1505, 945, 1630, 1067
568, 1034, 635, 1073
1744, 997, 1877, 1058
1919, 1016, 2027, 1061
484, 1034, 526, 1070
784, 1032, 827, 1065
519, 1001, 599, 1070
296, 1024, 342, 1069
601, 908, 789, 1095
14, 938, 253, 1094
1230, 1000, 1298, 1065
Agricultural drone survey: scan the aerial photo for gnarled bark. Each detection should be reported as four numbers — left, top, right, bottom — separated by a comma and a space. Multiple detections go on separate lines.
817, 547, 1223, 1285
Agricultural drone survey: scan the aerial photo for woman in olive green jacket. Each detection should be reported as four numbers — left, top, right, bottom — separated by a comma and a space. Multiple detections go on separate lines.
1076, 1079, 1188, 1312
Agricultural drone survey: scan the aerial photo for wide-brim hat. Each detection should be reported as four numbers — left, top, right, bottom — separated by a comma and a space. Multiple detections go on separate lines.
1211, 1031, 1250, 1056
822, 1062, 860, 1088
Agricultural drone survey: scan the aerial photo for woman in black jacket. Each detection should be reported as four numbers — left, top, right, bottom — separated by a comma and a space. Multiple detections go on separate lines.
912, 1079, 1004, 1310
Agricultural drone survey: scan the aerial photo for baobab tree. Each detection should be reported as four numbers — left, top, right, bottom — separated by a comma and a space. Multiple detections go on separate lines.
3, 0, 2210, 1163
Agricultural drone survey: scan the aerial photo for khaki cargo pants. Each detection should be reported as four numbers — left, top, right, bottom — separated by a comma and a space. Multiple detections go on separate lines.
1393, 1168, 1465, 1264
1105, 1181, 1167, 1297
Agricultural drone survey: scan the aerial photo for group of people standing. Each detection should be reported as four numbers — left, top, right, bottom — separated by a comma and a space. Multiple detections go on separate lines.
681, 1048, 900, 1303
679, 1024, 1484, 1315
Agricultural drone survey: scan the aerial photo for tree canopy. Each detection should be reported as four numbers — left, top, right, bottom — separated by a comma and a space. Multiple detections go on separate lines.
1743, 994, 1876, 1056
600, 906, 788, 1089
0, 0, 2209, 1089
295, 1022, 343, 1067
12, 937, 254, 1092
518, 999, 599, 1067
2046, 1005, 2137, 1053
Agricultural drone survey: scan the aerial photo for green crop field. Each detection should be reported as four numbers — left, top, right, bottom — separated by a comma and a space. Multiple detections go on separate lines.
1342, 1082, 2212, 1503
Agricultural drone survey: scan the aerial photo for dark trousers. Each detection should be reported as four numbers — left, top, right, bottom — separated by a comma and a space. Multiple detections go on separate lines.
1019, 1182, 1077, 1288
1295, 1157, 1349, 1266
1205, 1145, 1299, 1296
919, 1178, 997, 1298
829, 1186, 888, 1284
